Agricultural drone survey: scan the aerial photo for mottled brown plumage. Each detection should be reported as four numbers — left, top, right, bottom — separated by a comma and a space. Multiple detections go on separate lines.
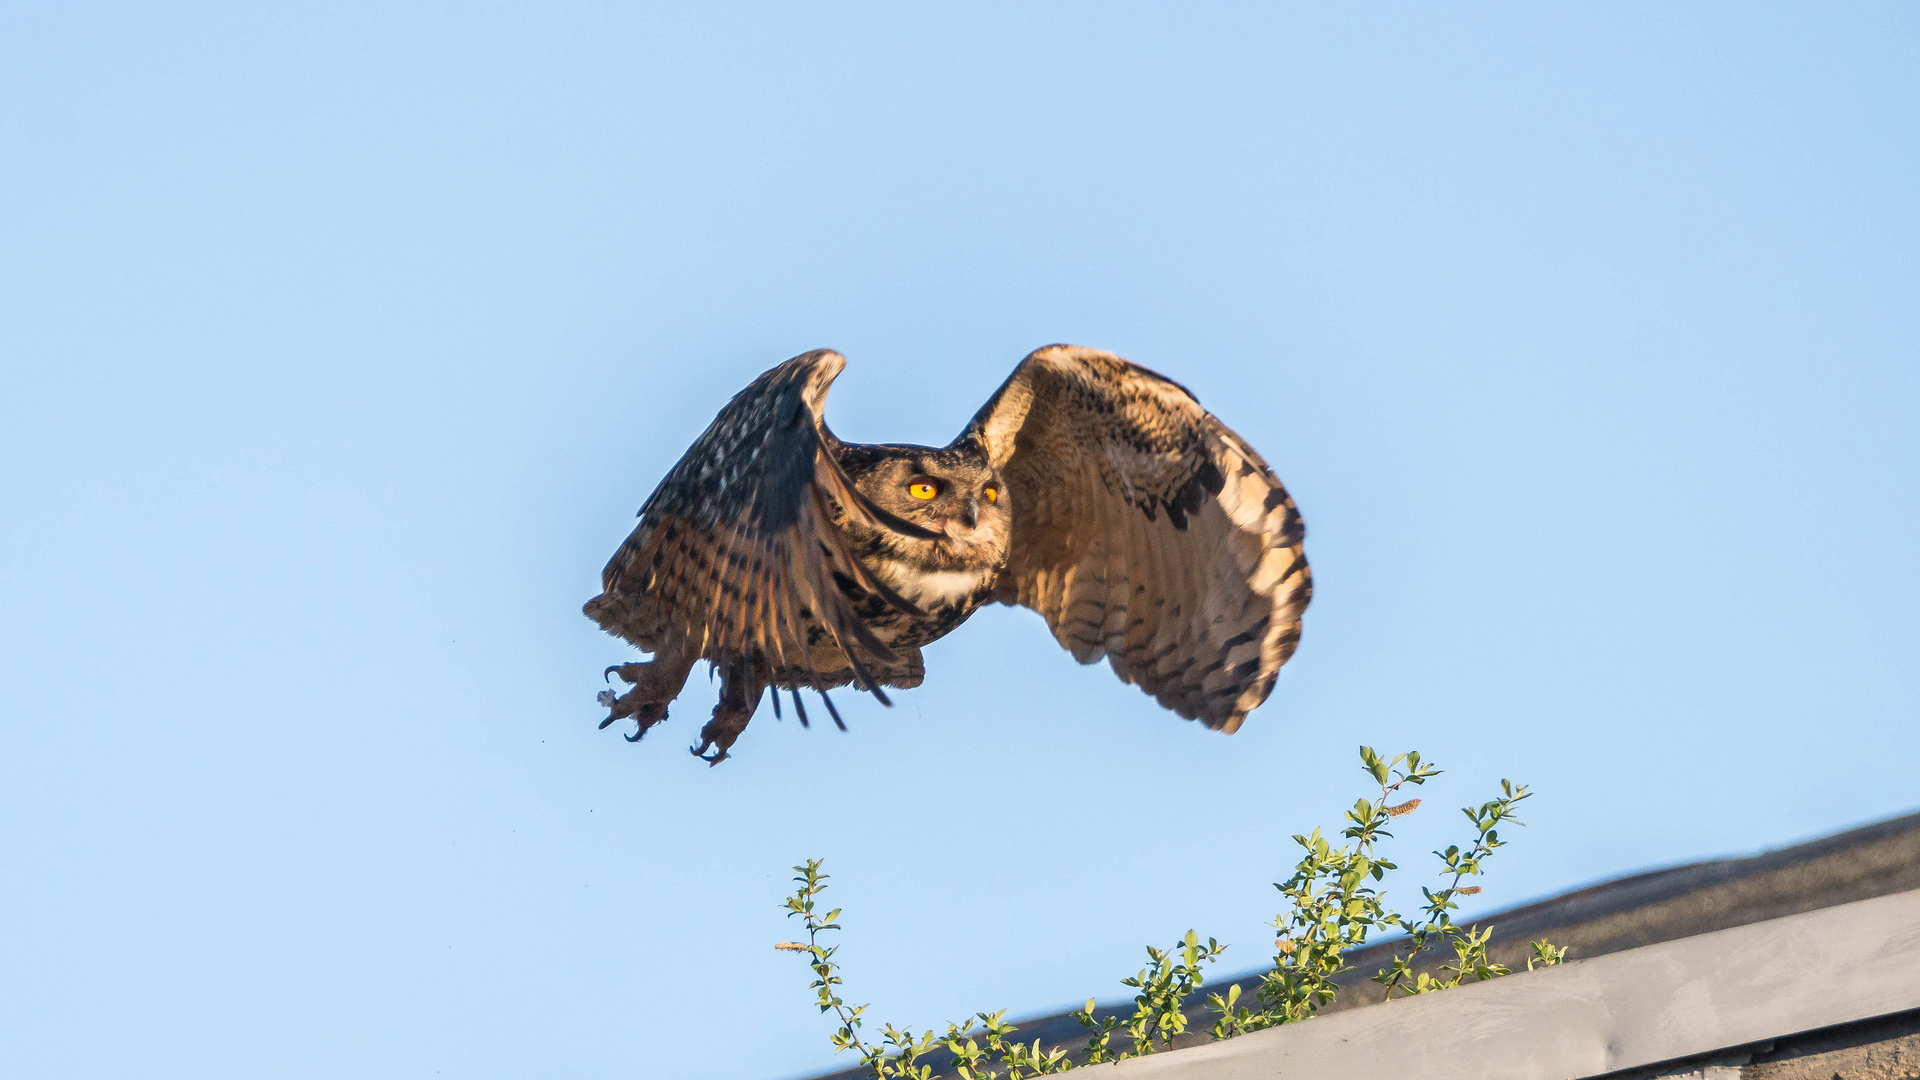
584, 345, 1312, 763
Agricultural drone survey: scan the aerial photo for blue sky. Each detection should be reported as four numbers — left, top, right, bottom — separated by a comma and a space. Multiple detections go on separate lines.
2, 4, 1915, 1078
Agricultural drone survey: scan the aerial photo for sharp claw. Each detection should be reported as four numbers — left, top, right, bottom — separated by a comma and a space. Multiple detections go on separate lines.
605, 666, 619, 683
688, 735, 731, 765
601, 688, 667, 741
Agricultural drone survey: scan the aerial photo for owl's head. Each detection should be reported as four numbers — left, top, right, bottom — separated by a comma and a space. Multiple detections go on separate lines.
840, 443, 1011, 569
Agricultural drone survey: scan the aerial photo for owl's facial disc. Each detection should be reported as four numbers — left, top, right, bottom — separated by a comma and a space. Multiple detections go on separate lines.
898, 472, 1004, 544
839, 447, 1009, 562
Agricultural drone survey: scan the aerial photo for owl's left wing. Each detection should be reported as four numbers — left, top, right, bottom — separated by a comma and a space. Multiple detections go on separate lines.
585, 350, 935, 696
960, 345, 1312, 732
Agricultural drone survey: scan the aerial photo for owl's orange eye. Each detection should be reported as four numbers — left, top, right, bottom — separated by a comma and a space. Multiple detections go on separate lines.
908, 481, 939, 500
982, 486, 999, 503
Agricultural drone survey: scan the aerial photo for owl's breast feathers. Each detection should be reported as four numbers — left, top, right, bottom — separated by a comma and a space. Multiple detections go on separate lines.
841, 555, 1000, 653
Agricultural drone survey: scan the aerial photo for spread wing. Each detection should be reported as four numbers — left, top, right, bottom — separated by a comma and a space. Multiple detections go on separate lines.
583, 350, 934, 696
961, 345, 1312, 732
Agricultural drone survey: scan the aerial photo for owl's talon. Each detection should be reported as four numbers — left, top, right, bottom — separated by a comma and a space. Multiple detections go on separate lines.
690, 701, 752, 766
594, 653, 691, 744
598, 691, 670, 737
605, 663, 651, 685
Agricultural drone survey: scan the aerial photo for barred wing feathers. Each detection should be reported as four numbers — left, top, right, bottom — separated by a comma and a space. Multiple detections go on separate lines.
963, 345, 1311, 732
583, 350, 932, 695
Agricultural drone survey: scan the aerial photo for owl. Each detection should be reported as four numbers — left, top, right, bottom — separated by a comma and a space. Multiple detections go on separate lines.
583, 345, 1312, 764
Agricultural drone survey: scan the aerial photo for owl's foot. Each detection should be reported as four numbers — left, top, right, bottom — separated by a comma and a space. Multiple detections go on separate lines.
691, 676, 764, 760
690, 700, 753, 766
596, 686, 669, 742
685, 656, 767, 765
598, 656, 693, 743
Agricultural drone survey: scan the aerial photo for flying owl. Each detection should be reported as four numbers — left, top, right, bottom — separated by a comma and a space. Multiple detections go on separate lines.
583, 345, 1312, 764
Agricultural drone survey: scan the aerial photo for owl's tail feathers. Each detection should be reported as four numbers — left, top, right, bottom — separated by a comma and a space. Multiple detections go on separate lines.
817, 690, 849, 731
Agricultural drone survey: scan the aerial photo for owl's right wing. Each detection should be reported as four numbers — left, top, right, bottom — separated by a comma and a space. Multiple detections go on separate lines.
583, 350, 935, 695
961, 345, 1312, 732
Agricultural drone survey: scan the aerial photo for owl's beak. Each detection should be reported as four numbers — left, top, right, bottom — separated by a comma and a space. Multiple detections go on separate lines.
958, 498, 980, 529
